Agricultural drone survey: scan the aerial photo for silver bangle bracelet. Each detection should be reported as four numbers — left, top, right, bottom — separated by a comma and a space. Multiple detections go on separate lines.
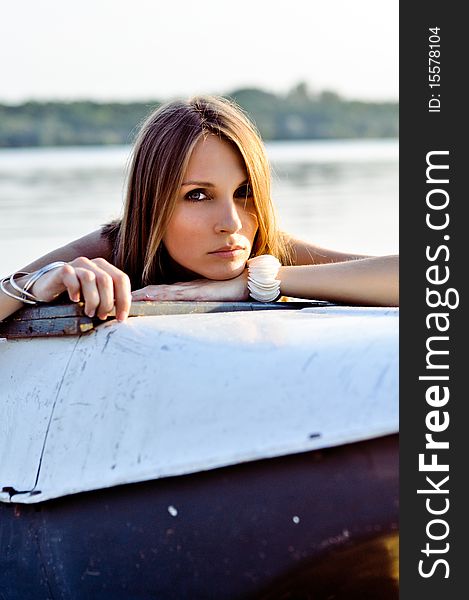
23, 261, 67, 296
9, 271, 38, 301
1, 273, 36, 304
0, 261, 67, 305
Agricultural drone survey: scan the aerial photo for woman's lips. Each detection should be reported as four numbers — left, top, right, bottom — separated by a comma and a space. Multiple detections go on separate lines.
209, 247, 245, 259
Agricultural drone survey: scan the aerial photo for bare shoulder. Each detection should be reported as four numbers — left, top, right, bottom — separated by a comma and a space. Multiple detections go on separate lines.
22, 228, 113, 272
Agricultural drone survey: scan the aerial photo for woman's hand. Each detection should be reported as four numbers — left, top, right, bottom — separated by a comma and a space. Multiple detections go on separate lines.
132, 270, 249, 303
31, 257, 132, 321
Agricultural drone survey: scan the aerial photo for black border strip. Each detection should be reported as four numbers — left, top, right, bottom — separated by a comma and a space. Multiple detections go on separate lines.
400, 2, 466, 596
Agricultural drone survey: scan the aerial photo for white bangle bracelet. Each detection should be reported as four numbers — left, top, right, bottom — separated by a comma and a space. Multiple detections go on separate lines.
246, 255, 281, 302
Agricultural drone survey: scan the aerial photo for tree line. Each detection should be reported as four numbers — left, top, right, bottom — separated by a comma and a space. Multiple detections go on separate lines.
0, 83, 398, 147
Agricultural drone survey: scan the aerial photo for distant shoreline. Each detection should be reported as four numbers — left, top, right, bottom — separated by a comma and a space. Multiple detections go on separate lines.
0, 85, 398, 148
0, 138, 400, 153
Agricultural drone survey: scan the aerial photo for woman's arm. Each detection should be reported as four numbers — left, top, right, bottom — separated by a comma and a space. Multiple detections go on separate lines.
132, 255, 399, 307
279, 255, 398, 306
284, 234, 372, 265
20, 229, 112, 272
0, 229, 131, 322
280, 235, 397, 304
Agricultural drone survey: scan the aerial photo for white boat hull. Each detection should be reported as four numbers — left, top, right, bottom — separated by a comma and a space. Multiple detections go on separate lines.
0, 306, 398, 504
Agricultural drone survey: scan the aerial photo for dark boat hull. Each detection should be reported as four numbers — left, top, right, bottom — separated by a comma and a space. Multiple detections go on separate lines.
0, 435, 398, 599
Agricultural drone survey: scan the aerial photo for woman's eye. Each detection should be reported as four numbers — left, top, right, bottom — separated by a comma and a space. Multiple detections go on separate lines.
235, 183, 253, 198
185, 189, 208, 202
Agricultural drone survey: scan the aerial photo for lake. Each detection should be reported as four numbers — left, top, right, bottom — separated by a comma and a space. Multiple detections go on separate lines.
0, 139, 398, 275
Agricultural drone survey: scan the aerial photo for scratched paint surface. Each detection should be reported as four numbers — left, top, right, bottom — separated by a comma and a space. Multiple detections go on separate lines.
0, 336, 79, 493
0, 307, 398, 503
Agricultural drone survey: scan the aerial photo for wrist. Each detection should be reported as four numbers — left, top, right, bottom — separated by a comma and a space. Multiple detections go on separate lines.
0, 262, 67, 306
277, 265, 286, 294
1, 272, 37, 305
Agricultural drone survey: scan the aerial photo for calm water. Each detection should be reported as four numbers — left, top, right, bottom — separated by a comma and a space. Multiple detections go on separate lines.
0, 140, 398, 275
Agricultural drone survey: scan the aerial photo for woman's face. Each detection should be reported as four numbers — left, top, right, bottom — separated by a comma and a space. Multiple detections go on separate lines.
163, 134, 258, 280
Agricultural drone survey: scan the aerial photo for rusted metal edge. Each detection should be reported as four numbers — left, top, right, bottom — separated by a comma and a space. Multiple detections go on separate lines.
0, 300, 331, 339
0, 316, 95, 338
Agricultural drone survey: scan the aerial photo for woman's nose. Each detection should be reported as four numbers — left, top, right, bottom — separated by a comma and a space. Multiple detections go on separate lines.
214, 199, 243, 233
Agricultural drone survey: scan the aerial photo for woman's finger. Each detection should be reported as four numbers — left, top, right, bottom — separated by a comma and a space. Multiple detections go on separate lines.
75, 268, 100, 317
93, 260, 131, 321
131, 286, 153, 300
93, 269, 115, 320
131, 285, 172, 301
60, 264, 81, 302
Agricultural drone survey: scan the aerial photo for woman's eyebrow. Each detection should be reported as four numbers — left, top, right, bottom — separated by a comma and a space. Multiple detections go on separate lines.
181, 180, 215, 187
181, 179, 249, 188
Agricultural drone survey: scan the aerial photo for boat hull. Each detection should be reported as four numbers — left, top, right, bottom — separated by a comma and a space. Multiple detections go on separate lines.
0, 435, 398, 599
1, 307, 398, 504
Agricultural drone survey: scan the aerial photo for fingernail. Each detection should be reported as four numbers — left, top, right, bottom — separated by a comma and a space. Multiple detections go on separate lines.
86, 310, 95, 318
117, 312, 127, 322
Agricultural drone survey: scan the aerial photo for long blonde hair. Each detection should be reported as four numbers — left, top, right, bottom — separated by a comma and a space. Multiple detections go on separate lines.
110, 95, 289, 287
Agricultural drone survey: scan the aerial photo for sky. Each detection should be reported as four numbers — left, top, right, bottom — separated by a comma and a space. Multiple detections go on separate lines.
0, 0, 398, 103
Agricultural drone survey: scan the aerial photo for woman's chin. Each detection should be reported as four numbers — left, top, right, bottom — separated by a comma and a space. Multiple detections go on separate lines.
202, 263, 246, 281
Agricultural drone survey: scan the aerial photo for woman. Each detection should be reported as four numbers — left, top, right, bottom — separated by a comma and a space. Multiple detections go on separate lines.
0, 96, 398, 323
